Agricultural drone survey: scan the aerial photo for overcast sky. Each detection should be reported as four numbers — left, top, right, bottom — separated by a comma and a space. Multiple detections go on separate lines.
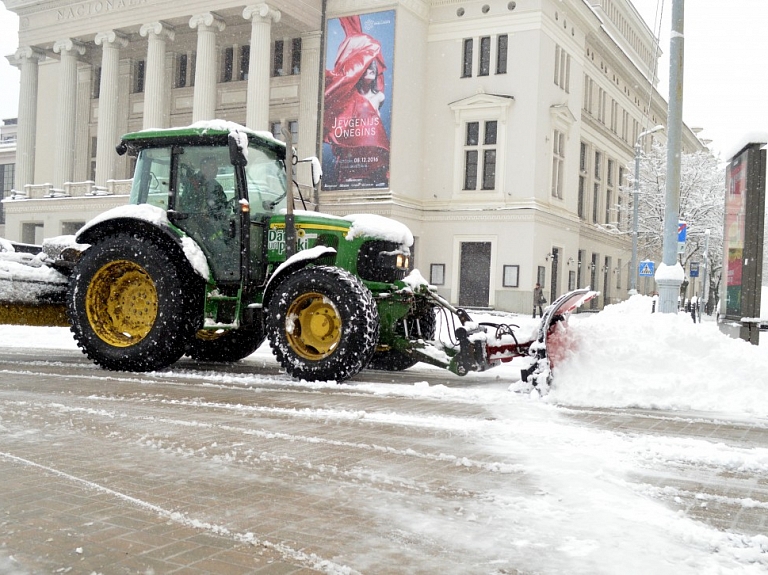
0, 1, 765, 159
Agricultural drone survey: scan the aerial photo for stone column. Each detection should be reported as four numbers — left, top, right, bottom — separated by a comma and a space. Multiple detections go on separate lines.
94, 31, 127, 187
8, 47, 45, 192
140, 21, 175, 130
53, 39, 86, 189
298, 31, 321, 159
243, 4, 281, 130
74, 63, 93, 183
189, 13, 225, 122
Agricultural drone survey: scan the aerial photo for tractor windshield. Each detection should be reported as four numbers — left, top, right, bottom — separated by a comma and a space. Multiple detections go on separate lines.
245, 143, 288, 216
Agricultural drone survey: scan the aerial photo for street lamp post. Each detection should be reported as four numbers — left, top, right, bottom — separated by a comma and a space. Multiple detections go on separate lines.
630, 125, 664, 294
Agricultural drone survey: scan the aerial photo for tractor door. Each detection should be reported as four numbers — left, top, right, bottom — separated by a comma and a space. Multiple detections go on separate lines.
171, 145, 242, 283
242, 143, 289, 285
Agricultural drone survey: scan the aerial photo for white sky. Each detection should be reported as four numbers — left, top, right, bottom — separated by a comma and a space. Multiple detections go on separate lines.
0, 1, 765, 158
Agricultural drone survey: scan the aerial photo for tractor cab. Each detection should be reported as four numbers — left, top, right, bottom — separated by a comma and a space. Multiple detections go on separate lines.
123, 125, 288, 287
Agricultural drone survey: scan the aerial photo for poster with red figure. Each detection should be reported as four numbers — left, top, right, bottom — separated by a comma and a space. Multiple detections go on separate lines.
322, 10, 395, 191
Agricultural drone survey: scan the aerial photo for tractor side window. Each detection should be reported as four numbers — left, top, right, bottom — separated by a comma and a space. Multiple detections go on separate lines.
176, 146, 235, 214
129, 147, 171, 209
245, 145, 288, 216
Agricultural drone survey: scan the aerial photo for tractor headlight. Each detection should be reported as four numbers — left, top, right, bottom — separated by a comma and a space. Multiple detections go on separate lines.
396, 253, 410, 269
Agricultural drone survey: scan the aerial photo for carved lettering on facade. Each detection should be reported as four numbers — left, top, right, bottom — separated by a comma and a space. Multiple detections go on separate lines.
57, 0, 148, 21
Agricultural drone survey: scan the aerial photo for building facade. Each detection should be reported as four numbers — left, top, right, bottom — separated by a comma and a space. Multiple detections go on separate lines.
0, 0, 706, 312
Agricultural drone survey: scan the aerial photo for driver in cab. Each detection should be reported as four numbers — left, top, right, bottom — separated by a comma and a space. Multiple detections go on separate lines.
187, 155, 228, 215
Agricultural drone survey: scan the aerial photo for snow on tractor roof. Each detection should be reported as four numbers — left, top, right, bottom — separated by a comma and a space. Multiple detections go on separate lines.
123, 120, 283, 149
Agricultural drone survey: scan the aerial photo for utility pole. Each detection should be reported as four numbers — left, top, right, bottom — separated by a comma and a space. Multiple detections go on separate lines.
656, 0, 685, 313
630, 125, 664, 295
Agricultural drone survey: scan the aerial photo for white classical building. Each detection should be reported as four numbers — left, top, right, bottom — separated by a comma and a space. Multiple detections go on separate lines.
0, 0, 706, 312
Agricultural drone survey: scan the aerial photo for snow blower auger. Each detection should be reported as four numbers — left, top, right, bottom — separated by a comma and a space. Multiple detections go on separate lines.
397, 286, 598, 388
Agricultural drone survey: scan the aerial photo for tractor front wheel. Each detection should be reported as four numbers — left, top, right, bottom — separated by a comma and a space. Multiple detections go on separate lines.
266, 266, 379, 382
67, 233, 201, 372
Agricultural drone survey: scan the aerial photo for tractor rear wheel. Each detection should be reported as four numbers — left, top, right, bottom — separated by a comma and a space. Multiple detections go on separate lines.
186, 327, 265, 362
67, 233, 201, 372
266, 266, 379, 382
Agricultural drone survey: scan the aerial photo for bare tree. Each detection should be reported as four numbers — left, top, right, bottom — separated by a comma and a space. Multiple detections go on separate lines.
620, 142, 725, 310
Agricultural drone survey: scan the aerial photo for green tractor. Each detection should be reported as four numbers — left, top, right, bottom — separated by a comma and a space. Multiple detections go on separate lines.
0, 121, 595, 386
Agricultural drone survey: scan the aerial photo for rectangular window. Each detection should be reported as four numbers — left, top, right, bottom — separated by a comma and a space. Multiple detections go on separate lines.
270, 121, 282, 140
496, 34, 508, 74
484, 121, 497, 145
551, 130, 565, 199
291, 38, 302, 75
461, 38, 473, 77
289, 120, 299, 145
479, 36, 491, 76
221, 47, 233, 82
578, 175, 586, 219
90, 136, 97, 182
176, 54, 187, 88
272, 40, 284, 76
0, 163, 13, 224
605, 190, 613, 224
464, 150, 478, 190
607, 159, 614, 186
239, 46, 250, 81
466, 122, 479, 146
482, 150, 496, 190
133, 60, 145, 93
594, 151, 602, 180
592, 183, 600, 223
580, 142, 588, 172
463, 121, 497, 191
92, 66, 101, 99
555, 46, 568, 92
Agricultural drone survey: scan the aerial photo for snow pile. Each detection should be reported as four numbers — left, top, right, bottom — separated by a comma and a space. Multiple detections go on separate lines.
549, 295, 768, 414
343, 213, 414, 247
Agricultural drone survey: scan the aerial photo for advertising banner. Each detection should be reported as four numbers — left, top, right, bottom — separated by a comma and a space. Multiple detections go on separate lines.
322, 10, 395, 191
723, 151, 747, 317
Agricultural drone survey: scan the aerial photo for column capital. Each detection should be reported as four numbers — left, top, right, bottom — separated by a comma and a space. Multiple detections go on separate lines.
243, 4, 281, 24
95, 30, 129, 48
140, 21, 175, 42
8, 46, 46, 67
189, 12, 226, 32
53, 38, 87, 56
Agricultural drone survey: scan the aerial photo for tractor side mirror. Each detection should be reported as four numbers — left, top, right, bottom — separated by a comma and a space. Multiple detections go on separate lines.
228, 132, 248, 167
299, 156, 323, 187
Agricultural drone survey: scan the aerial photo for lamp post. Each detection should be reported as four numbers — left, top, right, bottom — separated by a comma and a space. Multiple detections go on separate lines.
630, 125, 664, 294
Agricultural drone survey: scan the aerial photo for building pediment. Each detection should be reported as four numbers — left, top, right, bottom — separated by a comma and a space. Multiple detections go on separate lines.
550, 103, 577, 127
449, 91, 514, 112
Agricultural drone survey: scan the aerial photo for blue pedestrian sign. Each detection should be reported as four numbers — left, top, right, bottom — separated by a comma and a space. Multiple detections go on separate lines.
638, 260, 655, 277
690, 262, 700, 277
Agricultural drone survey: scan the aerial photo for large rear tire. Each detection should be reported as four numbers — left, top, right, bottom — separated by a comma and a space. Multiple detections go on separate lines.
186, 327, 265, 362
67, 233, 202, 372
368, 305, 436, 371
266, 266, 379, 382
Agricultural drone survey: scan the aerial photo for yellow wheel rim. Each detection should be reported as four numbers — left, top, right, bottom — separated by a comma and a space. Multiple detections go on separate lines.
85, 260, 158, 347
285, 291, 342, 360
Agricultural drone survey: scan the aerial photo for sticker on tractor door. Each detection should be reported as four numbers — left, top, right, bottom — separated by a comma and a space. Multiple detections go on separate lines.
268, 227, 316, 252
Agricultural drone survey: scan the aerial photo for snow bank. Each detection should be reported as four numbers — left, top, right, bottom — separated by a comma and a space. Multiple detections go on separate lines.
549, 295, 768, 415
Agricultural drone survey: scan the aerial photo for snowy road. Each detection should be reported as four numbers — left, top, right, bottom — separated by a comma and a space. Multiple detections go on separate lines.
0, 347, 767, 574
